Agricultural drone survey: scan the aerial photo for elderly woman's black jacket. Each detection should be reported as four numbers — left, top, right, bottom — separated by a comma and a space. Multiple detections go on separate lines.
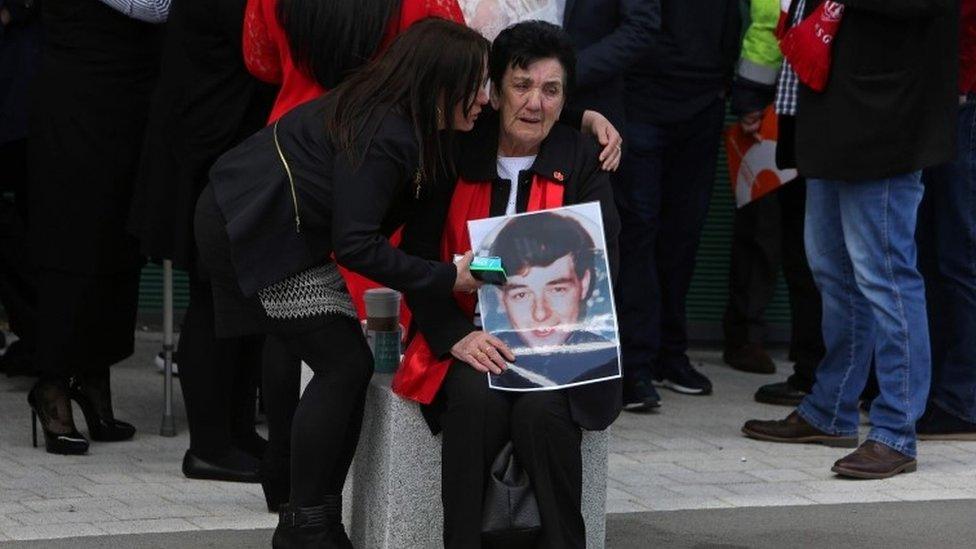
403, 110, 623, 432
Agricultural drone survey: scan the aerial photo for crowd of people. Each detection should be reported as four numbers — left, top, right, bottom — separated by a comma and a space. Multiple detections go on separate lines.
0, 0, 973, 547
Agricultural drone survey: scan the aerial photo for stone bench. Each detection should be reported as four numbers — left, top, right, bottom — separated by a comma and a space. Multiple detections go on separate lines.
342, 373, 609, 549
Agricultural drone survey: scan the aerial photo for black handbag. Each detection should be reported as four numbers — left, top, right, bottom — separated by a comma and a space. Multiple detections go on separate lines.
481, 441, 542, 547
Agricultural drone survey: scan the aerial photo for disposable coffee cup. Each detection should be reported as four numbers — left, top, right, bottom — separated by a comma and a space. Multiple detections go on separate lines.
363, 288, 401, 373
364, 288, 400, 331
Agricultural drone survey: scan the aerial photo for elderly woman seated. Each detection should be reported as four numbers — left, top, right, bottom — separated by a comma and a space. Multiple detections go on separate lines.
393, 21, 621, 549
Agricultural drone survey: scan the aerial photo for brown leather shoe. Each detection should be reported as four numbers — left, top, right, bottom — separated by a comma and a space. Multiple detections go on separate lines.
723, 343, 776, 374
831, 440, 917, 479
742, 411, 858, 447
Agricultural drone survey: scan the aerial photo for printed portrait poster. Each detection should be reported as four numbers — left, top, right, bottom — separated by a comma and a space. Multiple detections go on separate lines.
468, 203, 622, 391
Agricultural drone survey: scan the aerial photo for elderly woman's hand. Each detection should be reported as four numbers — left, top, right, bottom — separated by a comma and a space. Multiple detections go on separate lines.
451, 331, 516, 375
582, 110, 623, 172
453, 251, 482, 294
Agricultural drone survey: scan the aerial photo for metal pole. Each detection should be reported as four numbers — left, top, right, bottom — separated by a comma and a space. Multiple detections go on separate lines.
160, 259, 176, 437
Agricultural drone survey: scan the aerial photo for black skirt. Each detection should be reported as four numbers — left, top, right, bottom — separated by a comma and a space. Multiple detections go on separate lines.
194, 185, 341, 338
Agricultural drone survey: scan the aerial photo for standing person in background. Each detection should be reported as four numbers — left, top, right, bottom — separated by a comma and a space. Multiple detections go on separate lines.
747, 0, 828, 407
743, 0, 957, 479
615, 1, 742, 410
915, 0, 976, 440
722, 0, 825, 398
0, 0, 40, 377
26, 0, 163, 455
242, 0, 465, 513
129, 0, 277, 486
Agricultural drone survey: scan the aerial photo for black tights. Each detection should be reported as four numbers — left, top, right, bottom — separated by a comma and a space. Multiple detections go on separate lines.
178, 278, 264, 460
265, 315, 373, 506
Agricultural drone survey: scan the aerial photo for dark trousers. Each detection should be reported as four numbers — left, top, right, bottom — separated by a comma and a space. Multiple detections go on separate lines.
36, 267, 140, 381
266, 315, 373, 505
613, 98, 726, 383
177, 276, 264, 458
0, 139, 36, 355
918, 100, 976, 422
722, 179, 825, 390
439, 365, 584, 549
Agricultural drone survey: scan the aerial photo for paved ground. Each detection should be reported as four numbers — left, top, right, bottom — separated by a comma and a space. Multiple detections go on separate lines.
1, 335, 975, 545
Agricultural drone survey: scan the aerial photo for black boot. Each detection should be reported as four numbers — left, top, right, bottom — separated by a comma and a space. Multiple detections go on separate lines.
322, 495, 353, 549
272, 503, 334, 549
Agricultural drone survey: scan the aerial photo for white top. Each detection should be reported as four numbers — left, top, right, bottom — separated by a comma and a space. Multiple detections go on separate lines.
460, 0, 566, 41
497, 155, 537, 215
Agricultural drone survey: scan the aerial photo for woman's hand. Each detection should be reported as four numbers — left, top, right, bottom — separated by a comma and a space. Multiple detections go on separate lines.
582, 110, 623, 172
453, 251, 482, 294
450, 331, 516, 375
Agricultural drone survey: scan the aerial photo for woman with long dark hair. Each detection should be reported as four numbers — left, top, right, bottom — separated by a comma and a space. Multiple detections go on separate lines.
242, 0, 464, 513
194, 19, 489, 547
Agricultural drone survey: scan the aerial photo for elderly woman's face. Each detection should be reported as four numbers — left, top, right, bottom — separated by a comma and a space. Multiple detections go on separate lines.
493, 57, 566, 155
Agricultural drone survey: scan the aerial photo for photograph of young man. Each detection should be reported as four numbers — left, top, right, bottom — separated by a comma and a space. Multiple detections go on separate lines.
483, 209, 620, 390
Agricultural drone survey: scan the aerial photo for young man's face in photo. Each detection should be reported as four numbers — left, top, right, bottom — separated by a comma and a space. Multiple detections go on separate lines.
500, 253, 591, 348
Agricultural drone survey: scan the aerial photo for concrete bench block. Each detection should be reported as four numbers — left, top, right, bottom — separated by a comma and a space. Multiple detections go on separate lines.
347, 374, 609, 549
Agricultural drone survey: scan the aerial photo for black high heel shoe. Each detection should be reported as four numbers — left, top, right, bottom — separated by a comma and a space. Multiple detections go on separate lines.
69, 374, 136, 442
28, 381, 89, 455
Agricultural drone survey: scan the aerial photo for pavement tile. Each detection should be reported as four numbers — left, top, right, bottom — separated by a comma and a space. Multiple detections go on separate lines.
661, 484, 738, 498
18, 498, 121, 513
718, 494, 816, 508
605, 498, 652, 514
805, 492, 902, 505
102, 505, 208, 520
882, 489, 976, 502
94, 518, 199, 535
660, 470, 759, 485
641, 496, 734, 512
0, 522, 106, 541
8, 510, 114, 526
186, 515, 277, 530
745, 468, 819, 482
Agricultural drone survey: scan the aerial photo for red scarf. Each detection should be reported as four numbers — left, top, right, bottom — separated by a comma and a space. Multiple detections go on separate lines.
391, 175, 564, 404
780, 1, 845, 92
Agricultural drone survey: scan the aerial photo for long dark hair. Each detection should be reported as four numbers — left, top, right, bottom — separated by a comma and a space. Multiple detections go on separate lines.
277, 0, 402, 89
324, 18, 489, 184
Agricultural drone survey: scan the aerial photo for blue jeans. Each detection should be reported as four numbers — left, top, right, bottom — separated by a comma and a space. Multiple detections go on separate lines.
797, 173, 930, 457
613, 98, 725, 385
920, 100, 976, 423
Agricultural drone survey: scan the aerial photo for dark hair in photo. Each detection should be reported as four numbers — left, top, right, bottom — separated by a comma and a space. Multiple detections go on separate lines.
489, 20, 576, 96
489, 212, 595, 298
324, 18, 490, 183
277, 0, 402, 90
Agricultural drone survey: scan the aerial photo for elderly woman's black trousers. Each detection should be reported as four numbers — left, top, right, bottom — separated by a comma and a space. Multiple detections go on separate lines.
438, 364, 585, 549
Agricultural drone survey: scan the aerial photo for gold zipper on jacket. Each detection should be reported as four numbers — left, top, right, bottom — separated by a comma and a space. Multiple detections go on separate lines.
273, 121, 302, 234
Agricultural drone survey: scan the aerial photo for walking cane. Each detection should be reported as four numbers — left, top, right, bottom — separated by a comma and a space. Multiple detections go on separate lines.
160, 259, 176, 437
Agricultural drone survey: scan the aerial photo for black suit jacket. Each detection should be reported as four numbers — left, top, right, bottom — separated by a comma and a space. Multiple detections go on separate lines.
795, 0, 958, 181
562, 0, 660, 129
